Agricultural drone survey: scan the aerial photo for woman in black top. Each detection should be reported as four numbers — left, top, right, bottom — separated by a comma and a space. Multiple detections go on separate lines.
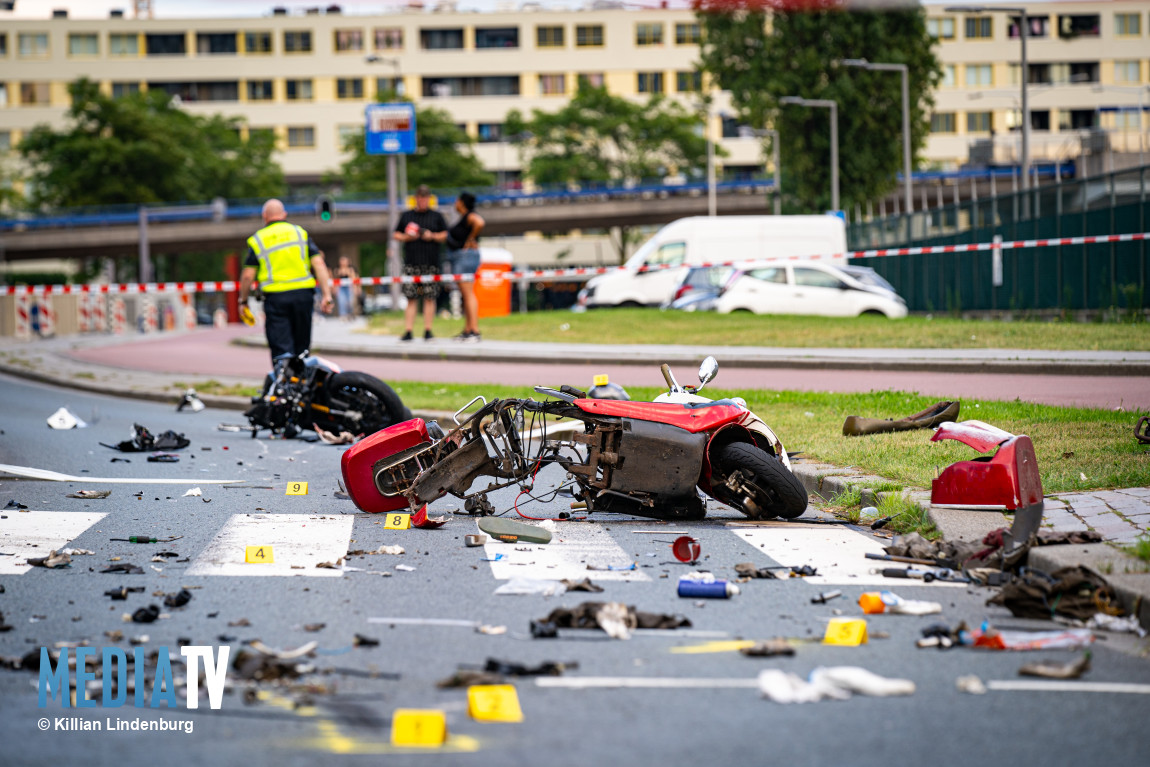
445, 192, 485, 341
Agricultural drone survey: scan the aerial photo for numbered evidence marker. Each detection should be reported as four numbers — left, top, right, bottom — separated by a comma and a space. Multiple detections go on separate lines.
383, 513, 411, 530
244, 546, 275, 564
823, 617, 868, 646
390, 709, 448, 747
467, 684, 523, 723
286, 482, 309, 495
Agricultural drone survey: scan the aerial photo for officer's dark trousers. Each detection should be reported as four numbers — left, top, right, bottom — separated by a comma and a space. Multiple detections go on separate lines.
263, 288, 315, 362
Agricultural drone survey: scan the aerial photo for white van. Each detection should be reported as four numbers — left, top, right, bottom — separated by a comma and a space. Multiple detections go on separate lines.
577, 215, 848, 308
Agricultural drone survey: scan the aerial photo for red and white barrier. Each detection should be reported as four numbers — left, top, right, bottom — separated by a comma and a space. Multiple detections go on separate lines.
14, 294, 31, 340
91, 295, 106, 333
111, 297, 127, 335
77, 293, 91, 333
141, 298, 158, 333
35, 295, 55, 337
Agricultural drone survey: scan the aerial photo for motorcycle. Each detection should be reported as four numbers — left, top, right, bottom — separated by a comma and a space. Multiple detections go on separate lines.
340, 356, 808, 521
244, 351, 411, 439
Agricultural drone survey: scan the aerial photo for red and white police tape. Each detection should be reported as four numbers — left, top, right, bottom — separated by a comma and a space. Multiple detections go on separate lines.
3, 231, 1146, 297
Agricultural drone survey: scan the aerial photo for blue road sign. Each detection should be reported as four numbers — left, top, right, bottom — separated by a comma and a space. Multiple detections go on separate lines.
365, 102, 417, 155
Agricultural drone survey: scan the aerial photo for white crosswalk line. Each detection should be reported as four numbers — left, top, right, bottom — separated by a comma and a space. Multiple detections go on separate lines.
186, 514, 353, 577
731, 523, 963, 587
483, 522, 650, 582
0, 511, 107, 575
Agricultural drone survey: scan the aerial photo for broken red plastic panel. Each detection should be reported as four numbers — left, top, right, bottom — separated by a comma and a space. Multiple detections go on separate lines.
411, 505, 448, 529
671, 536, 701, 563
341, 418, 429, 514
930, 420, 1043, 510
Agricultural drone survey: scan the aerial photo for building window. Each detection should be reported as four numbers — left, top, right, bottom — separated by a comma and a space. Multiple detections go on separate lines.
196, 32, 236, 55
374, 27, 402, 50
283, 30, 312, 53
147, 81, 239, 102
578, 73, 604, 90
637, 72, 664, 94
475, 27, 518, 49
964, 16, 992, 39
1113, 111, 1141, 130
576, 25, 604, 47
636, 23, 663, 46
0, 84, 7, 108
1060, 109, 1096, 130
68, 33, 99, 56
941, 64, 955, 88
146, 33, 186, 56
375, 77, 403, 97
676, 71, 701, 93
421, 28, 464, 50
18, 33, 49, 57
0, 130, 10, 151
421, 76, 520, 98
19, 82, 51, 106
111, 82, 139, 99
927, 17, 955, 39
246, 80, 274, 101
1008, 15, 1048, 38
1058, 15, 1100, 39
477, 123, 503, 143
0, 33, 7, 57
1114, 61, 1141, 84
964, 64, 993, 87
337, 124, 359, 151
537, 25, 564, 48
538, 74, 565, 96
1116, 13, 1141, 36
930, 112, 956, 133
244, 31, 272, 53
285, 79, 313, 100
287, 126, 315, 148
109, 34, 138, 56
1058, 61, 1100, 84
966, 111, 991, 133
675, 22, 700, 45
337, 78, 365, 100
335, 29, 363, 52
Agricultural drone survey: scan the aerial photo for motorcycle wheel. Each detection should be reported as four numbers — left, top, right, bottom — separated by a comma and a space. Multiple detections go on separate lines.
715, 442, 808, 520
324, 372, 412, 437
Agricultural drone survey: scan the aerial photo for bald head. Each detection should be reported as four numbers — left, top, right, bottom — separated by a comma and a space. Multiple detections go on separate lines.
262, 199, 286, 225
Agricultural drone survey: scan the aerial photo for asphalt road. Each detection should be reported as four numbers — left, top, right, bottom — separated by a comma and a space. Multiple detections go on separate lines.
64, 326, 1148, 410
1, 375, 1148, 766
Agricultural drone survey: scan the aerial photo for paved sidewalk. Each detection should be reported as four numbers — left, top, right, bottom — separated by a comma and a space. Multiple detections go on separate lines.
1044, 489, 1150, 544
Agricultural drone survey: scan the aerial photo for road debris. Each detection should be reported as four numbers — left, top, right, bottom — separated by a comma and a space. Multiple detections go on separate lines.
678, 572, 739, 598
956, 675, 988, 695
182, 487, 202, 497
478, 517, 552, 544
842, 401, 958, 436
177, 389, 206, 413
1019, 652, 1092, 679
101, 423, 191, 452
101, 563, 145, 574
27, 550, 72, 569
967, 625, 1095, 651
47, 407, 88, 430
530, 602, 691, 641
988, 566, 1121, 622
105, 586, 145, 600
758, 667, 915, 703
162, 589, 193, 608
739, 639, 796, 657
67, 490, 111, 499
129, 605, 161, 623
811, 590, 842, 605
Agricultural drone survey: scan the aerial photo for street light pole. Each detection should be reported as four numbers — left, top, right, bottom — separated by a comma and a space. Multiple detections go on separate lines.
780, 96, 839, 212
706, 109, 717, 217
838, 59, 913, 213
765, 128, 781, 215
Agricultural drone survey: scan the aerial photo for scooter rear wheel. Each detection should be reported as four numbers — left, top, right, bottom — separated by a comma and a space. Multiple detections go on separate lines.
715, 442, 808, 520
324, 372, 412, 437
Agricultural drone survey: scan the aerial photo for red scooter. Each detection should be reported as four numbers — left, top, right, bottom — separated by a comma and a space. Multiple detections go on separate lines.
341, 357, 808, 521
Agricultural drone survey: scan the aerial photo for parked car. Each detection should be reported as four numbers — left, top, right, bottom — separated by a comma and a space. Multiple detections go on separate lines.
716, 261, 907, 318
661, 266, 735, 311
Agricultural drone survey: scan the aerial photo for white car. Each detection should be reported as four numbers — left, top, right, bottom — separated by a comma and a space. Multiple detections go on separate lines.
716, 262, 907, 318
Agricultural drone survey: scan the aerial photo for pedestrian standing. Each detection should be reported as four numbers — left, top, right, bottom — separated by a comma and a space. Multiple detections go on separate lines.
393, 184, 447, 341
445, 192, 485, 341
334, 255, 361, 320
238, 198, 334, 365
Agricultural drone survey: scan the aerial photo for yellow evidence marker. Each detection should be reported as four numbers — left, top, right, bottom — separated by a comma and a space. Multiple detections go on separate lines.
383, 513, 411, 530
286, 482, 308, 495
390, 709, 448, 747
823, 617, 868, 646
467, 685, 524, 723
245, 546, 275, 564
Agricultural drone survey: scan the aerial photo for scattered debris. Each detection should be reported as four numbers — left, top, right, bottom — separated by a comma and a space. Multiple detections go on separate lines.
478, 517, 552, 544
47, 407, 88, 430
531, 602, 691, 641
27, 550, 72, 569
842, 401, 958, 437
869, 516, 893, 530
1076, 613, 1148, 638
232, 641, 317, 682
411, 506, 448, 529
105, 586, 145, 601
182, 487, 202, 497
352, 634, 379, 647
130, 605, 161, 623
678, 572, 739, 599
758, 667, 915, 703
790, 565, 818, 577
395, 564, 416, 572
956, 675, 988, 695
671, 536, 701, 563
315, 426, 356, 445
464, 534, 488, 547
5, 500, 28, 510
177, 389, 205, 413
147, 453, 180, 463
0, 612, 13, 632
303, 623, 326, 632
740, 639, 795, 657
101, 424, 190, 452
101, 563, 145, 575
559, 578, 603, 593
1019, 652, 1092, 680
968, 625, 1095, 651
162, 589, 193, 608
734, 563, 781, 580
476, 625, 507, 635
346, 545, 405, 556
110, 535, 182, 544
858, 591, 941, 616
988, 566, 1121, 622
66, 490, 111, 499
59, 547, 94, 556
810, 590, 842, 605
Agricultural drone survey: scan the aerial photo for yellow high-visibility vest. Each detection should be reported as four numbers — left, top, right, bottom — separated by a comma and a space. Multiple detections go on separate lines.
247, 221, 316, 293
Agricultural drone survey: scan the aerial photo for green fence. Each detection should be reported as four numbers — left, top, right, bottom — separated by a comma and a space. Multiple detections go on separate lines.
846, 165, 1149, 313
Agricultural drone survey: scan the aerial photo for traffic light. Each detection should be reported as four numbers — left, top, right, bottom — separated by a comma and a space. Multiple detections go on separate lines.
315, 195, 335, 222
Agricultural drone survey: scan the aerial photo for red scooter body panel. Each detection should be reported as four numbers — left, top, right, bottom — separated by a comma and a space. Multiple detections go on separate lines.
931, 424, 1043, 510
341, 418, 429, 513
573, 399, 745, 434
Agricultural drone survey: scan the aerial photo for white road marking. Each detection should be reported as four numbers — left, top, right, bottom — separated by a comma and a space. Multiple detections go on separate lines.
0, 511, 107, 574
185, 514, 353, 577
483, 522, 651, 582
0, 463, 240, 484
536, 677, 758, 689
732, 523, 963, 586
988, 681, 1150, 694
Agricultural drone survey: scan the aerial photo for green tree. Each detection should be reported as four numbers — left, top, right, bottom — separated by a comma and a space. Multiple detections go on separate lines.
335, 91, 494, 195
18, 78, 284, 208
697, 2, 941, 212
504, 84, 711, 186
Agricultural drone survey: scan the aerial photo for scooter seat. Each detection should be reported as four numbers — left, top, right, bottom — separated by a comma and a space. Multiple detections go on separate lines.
572, 399, 744, 434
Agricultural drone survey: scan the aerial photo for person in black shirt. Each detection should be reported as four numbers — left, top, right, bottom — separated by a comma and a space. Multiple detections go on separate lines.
393, 185, 447, 341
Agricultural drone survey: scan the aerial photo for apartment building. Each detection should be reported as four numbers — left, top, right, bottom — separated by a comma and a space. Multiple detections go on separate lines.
0, 1, 1146, 189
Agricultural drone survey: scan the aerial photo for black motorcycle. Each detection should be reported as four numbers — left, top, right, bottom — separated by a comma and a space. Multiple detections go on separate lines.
244, 351, 411, 439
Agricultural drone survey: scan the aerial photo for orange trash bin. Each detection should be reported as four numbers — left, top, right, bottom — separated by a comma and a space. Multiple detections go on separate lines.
474, 249, 513, 319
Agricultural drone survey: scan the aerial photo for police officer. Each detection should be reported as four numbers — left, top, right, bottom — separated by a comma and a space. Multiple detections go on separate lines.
238, 198, 335, 364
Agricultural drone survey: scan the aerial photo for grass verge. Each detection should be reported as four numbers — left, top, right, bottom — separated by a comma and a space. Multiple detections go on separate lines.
364, 308, 1150, 351
1124, 535, 1150, 563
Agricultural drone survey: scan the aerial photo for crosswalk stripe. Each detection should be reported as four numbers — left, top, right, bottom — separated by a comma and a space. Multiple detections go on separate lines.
730, 523, 963, 587
483, 521, 651, 582
0, 511, 107, 575
185, 514, 353, 577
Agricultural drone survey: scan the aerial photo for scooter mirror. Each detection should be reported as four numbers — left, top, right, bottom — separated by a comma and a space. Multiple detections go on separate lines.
698, 356, 719, 390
